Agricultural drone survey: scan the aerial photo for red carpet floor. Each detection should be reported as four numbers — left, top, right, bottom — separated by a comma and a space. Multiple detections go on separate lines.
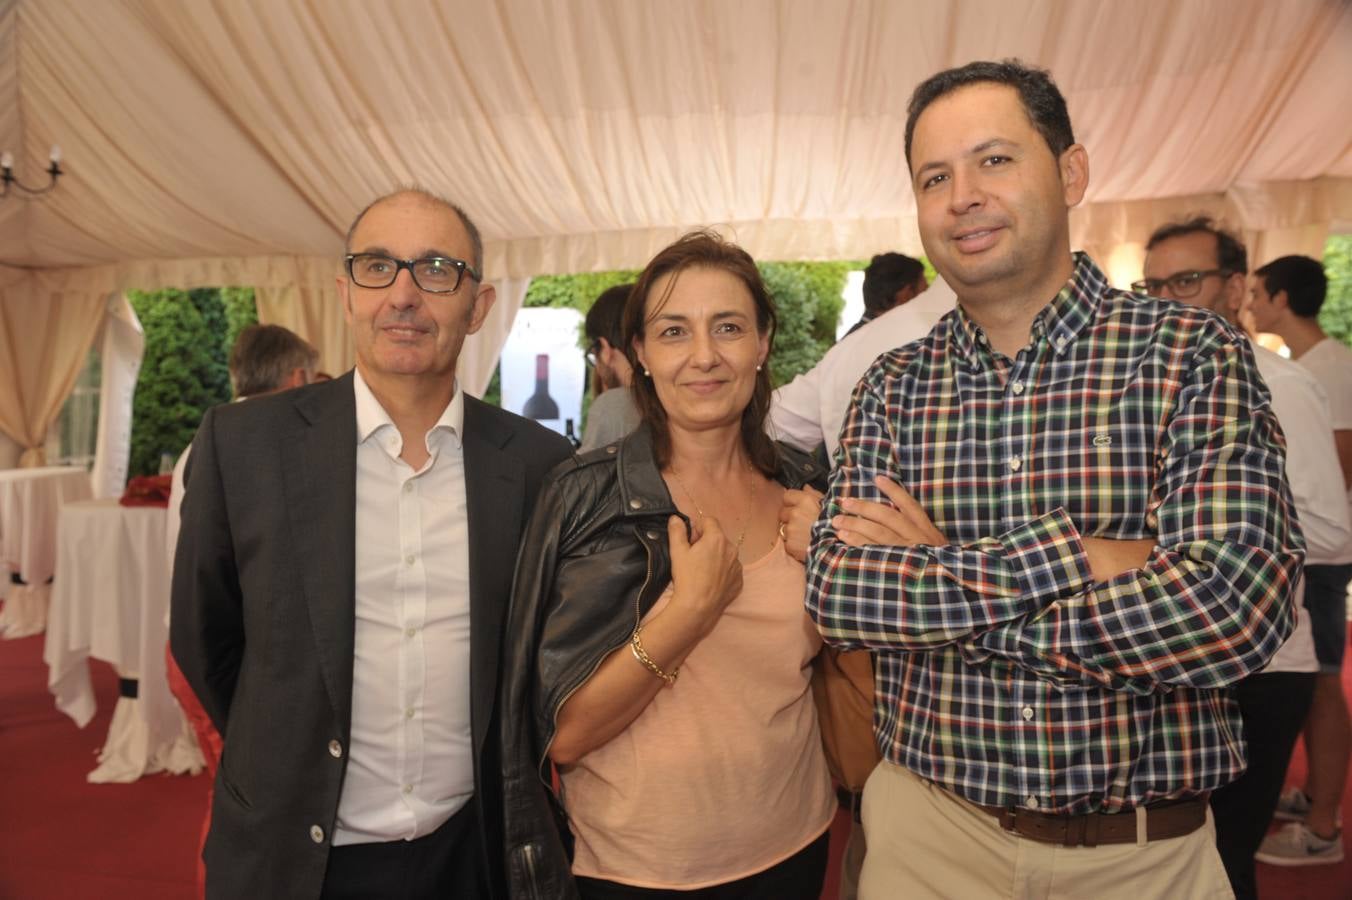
1, 625, 1348, 899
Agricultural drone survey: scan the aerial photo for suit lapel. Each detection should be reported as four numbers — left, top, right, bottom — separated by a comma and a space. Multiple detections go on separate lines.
462, 397, 524, 760
283, 373, 359, 731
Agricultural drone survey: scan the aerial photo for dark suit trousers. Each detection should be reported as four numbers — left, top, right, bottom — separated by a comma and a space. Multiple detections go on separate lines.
320, 798, 486, 900
1210, 671, 1316, 900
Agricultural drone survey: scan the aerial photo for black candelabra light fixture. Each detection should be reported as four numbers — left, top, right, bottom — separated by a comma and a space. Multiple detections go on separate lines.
0, 146, 62, 198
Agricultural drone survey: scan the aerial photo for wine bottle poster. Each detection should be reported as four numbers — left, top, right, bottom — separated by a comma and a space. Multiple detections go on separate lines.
499, 307, 585, 437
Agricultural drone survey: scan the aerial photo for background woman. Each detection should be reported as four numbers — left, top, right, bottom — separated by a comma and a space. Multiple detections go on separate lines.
500, 231, 835, 899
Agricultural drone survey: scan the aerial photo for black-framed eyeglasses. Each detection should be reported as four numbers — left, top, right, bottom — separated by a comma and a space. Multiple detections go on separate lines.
345, 253, 482, 294
1130, 269, 1232, 299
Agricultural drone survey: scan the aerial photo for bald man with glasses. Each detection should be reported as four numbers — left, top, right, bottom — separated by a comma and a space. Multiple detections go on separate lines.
171, 189, 574, 900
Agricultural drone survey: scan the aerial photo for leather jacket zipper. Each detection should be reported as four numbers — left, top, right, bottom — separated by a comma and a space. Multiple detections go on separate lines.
538, 530, 656, 783
521, 843, 541, 900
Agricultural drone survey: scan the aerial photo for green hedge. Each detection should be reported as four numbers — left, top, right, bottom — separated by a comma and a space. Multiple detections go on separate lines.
1319, 235, 1352, 347
126, 287, 257, 477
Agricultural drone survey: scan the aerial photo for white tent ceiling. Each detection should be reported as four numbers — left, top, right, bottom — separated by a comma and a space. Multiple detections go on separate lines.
1, 0, 1351, 466
2, 0, 1350, 275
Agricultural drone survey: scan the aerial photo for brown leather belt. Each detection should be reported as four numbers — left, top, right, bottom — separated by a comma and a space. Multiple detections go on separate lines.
976, 794, 1209, 847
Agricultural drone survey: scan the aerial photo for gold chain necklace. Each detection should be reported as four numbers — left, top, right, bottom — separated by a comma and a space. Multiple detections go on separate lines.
669, 464, 759, 549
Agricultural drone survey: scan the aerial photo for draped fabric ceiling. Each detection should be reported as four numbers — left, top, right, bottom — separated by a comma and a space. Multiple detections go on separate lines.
1, 0, 1351, 464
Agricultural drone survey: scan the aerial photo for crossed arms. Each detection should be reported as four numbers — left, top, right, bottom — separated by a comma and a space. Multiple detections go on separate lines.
804, 338, 1304, 696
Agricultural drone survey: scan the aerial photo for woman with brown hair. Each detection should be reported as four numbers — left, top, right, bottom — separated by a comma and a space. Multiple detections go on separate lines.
500, 230, 836, 899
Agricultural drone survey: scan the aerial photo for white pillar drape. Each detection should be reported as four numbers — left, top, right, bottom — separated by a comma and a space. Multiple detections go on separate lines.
460, 277, 530, 398
89, 294, 145, 498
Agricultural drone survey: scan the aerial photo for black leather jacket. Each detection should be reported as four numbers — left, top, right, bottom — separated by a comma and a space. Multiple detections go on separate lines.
499, 425, 825, 899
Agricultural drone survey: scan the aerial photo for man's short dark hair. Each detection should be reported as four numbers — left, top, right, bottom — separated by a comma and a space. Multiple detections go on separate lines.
1254, 255, 1328, 319
1145, 216, 1249, 275
229, 324, 318, 397
862, 253, 925, 316
905, 59, 1075, 170
344, 187, 484, 276
584, 283, 633, 350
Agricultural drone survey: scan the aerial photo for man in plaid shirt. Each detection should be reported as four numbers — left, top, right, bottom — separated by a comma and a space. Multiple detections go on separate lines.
805, 60, 1304, 898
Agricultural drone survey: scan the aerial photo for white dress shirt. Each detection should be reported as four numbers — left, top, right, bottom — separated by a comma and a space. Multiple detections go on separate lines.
769, 277, 956, 459
334, 369, 474, 845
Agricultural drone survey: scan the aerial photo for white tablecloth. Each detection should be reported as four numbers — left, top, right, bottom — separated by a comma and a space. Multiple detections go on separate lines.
43, 498, 203, 782
0, 466, 93, 637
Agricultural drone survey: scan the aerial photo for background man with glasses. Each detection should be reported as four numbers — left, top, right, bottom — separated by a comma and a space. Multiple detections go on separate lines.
171, 188, 573, 899
579, 282, 641, 451
1142, 218, 1351, 895
1244, 255, 1352, 870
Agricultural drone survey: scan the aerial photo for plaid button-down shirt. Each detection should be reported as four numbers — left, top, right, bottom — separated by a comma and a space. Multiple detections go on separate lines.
806, 253, 1303, 813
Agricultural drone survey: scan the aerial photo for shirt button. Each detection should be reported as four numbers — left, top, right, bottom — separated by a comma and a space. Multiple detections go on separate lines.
645, 531, 659, 540
1054, 335, 1067, 350
403, 482, 413, 493
405, 626, 417, 638
1021, 706, 1034, 721
405, 554, 415, 566
1026, 796, 1039, 810
405, 707, 415, 719
629, 498, 642, 509
1011, 381, 1024, 395
328, 739, 342, 758
1009, 456, 1022, 473
402, 783, 413, 795
310, 824, 325, 843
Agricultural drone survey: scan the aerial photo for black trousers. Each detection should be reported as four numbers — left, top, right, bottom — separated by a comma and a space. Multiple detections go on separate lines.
320, 798, 486, 900
1210, 671, 1316, 900
574, 830, 830, 900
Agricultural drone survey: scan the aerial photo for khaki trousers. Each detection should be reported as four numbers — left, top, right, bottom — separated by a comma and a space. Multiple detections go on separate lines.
858, 762, 1233, 900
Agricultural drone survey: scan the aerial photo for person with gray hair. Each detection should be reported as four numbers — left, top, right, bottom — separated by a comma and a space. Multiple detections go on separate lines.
227, 323, 320, 397
163, 320, 317, 897
171, 188, 573, 899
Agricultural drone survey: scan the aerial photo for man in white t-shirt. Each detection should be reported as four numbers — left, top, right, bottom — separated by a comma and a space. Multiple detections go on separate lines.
768, 274, 955, 900
1140, 220, 1352, 889
579, 283, 641, 452
1244, 254, 1352, 865
769, 276, 956, 461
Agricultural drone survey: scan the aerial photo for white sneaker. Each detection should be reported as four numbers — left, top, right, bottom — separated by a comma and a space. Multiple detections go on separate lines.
1254, 822, 1344, 867
1272, 787, 1312, 823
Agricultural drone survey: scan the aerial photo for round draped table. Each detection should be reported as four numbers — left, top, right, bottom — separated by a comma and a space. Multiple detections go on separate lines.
0, 466, 93, 638
42, 497, 202, 783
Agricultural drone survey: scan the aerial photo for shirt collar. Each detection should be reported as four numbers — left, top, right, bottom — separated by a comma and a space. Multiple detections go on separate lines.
949, 251, 1106, 364
353, 368, 464, 451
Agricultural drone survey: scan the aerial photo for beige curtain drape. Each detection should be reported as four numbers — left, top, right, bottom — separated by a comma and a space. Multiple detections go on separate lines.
460, 277, 530, 398
253, 260, 353, 377
0, 267, 107, 466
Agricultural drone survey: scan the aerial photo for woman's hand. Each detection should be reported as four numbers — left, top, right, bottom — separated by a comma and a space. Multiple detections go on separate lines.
551, 514, 743, 766
667, 514, 743, 634
779, 485, 824, 562
832, 476, 947, 547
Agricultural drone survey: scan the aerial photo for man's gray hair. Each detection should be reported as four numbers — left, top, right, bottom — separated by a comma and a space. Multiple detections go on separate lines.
230, 324, 319, 398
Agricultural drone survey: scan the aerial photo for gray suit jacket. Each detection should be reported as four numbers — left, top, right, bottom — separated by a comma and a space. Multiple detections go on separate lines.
170, 371, 573, 900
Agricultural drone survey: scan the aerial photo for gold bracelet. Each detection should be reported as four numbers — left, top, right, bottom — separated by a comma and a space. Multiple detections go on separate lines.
630, 627, 678, 686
